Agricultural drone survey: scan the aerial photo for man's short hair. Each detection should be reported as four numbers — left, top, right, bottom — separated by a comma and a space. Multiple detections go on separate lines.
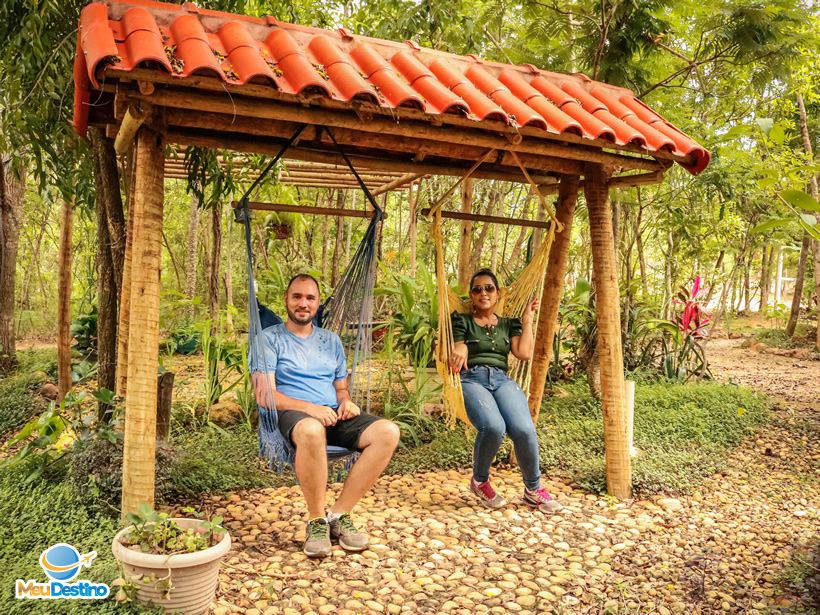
285, 273, 321, 295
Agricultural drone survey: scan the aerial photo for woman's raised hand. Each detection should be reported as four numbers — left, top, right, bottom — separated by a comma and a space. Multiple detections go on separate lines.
450, 341, 468, 373
523, 296, 540, 323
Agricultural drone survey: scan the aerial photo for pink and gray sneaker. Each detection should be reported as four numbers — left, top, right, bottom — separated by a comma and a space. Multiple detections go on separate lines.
522, 486, 563, 513
470, 477, 506, 509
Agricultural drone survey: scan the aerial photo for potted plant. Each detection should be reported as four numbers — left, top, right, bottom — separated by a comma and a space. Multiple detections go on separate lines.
112, 504, 231, 615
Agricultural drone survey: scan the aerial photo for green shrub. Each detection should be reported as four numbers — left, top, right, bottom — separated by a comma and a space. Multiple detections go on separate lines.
167, 424, 285, 496
69, 437, 177, 516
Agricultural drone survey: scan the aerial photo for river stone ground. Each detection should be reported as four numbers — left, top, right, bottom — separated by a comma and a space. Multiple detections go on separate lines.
200, 338, 818, 614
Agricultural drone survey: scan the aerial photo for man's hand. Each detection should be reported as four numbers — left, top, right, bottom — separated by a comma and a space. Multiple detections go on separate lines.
307, 405, 338, 427
449, 341, 469, 373
252, 372, 276, 409
337, 399, 361, 421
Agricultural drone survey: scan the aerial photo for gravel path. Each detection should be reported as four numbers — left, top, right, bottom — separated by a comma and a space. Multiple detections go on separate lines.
207, 338, 819, 614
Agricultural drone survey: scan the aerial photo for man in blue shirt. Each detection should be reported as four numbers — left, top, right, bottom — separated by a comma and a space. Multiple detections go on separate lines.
253, 274, 400, 558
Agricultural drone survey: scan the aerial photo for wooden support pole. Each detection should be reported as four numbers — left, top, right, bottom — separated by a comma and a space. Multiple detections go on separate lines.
121, 124, 165, 519
231, 201, 386, 219
528, 175, 580, 422
56, 197, 74, 401
114, 105, 146, 156
420, 208, 553, 229
585, 163, 631, 499
116, 153, 136, 397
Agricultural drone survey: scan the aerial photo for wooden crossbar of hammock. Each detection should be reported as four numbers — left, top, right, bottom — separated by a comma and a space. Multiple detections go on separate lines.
431, 150, 564, 428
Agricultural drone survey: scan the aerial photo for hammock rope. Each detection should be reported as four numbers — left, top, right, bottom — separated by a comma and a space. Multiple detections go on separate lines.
239, 126, 383, 472
432, 154, 561, 428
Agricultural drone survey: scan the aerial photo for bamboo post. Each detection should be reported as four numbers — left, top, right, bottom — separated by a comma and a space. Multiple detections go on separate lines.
56, 197, 74, 401
585, 163, 631, 499
528, 175, 580, 422
121, 124, 165, 518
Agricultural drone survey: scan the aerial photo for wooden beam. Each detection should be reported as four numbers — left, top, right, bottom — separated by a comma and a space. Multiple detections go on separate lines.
121, 125, 165, 518
165, 128, 560, 185
233, 201, 385, 219
420, 207, 553, 229
528, 175, 579, 424
114, 105, 146, 155
585, 163, 631, 499
153, 106, 590, 175
130, 90, 662, 173
370, 172, 426, 196
108, 68, 696, 167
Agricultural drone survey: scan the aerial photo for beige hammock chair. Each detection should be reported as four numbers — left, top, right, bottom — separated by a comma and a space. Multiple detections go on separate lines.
430, 150, 565, 428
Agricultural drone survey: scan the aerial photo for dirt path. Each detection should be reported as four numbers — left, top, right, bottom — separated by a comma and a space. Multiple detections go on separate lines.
205, 339, 818, 614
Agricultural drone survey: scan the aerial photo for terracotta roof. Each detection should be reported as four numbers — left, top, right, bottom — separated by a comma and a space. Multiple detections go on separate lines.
74, 0, 709, 175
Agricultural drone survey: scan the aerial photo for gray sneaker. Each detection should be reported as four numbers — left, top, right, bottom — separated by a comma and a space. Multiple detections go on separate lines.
303, 518, 332, 558
328, 513, 369, 552
522, 487, 563, 513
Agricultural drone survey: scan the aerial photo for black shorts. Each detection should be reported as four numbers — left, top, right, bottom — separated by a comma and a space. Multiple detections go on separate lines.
277, 410, 383, 451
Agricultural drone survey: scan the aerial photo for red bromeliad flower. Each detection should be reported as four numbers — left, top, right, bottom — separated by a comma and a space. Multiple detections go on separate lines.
675, 276, 711, 339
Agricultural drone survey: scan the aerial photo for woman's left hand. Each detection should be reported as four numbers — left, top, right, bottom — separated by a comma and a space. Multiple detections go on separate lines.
523, 296, 539, 322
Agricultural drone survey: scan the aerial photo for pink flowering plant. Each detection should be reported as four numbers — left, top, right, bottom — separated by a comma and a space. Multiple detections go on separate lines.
654, 276, 712, 381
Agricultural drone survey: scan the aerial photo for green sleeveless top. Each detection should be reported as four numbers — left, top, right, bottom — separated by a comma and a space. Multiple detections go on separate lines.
451, 312, 523, 372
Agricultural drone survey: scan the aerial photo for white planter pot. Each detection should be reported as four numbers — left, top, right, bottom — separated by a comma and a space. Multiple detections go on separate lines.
112, 518, 231, 615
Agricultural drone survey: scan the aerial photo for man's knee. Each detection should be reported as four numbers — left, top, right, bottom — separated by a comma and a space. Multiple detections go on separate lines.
362, 419, 401, 449
292, 418, 326, 449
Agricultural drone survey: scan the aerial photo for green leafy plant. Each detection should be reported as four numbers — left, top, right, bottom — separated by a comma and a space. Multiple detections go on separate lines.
163, 324, 201, 356
377, 263, 439, 368
381, 364, 442, 448
120, 503, 225, 555
200, 321, 244, 420
1, 389, 119, 485
70, 305, 98, 359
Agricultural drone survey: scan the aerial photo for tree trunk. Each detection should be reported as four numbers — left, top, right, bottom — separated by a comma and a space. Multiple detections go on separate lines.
90, 127, 125, 419
585, 164, 630, 499
0, 157, 24, 374
208, 203, 222, 324
703, 250, 725, 306
408, 181, 419, 276
121, 125, 165, 518
116, 150, 137, 396
458, 178, 474, 290
185, 193, 199, 320
743, 256, 751, 314
331, 191, 345, 287
663, 231, 675, 319
760, 245, 774, 313
56, 198, 73, 400
635, 191, 648, 300
224, 206, 234, 334
528, 176, 579, 422
774, 249, 784, 305
796, 93, 820, 350
786, 233, 810, 337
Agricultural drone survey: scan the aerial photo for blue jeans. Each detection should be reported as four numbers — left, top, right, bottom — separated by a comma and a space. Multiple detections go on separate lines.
460, 366, 541, 490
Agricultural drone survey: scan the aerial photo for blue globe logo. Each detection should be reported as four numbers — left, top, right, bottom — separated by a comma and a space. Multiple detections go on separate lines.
40, 544, 81, 581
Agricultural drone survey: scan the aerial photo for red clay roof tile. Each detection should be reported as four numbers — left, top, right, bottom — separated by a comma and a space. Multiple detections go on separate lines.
73, 0, 710, 174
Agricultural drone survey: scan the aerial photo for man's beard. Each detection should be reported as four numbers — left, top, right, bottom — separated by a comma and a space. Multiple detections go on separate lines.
287, 308, 314, 325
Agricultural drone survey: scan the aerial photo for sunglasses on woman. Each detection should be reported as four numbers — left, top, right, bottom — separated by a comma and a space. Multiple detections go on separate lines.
470, 284, 497, 294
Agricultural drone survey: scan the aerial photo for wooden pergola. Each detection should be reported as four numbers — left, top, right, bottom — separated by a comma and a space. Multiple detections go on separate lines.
74, 0, 709, 516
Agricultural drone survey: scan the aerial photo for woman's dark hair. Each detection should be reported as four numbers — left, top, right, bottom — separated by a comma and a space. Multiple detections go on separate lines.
469, 269, 500, 291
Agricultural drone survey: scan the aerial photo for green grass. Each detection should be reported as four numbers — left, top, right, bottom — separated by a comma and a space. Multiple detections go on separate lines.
536, 379, 770, 494
0, 465, 152, 614
0, 348, 56, 436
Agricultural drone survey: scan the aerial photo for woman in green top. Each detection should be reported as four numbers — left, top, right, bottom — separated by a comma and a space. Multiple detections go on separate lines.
450, 269, 562, 513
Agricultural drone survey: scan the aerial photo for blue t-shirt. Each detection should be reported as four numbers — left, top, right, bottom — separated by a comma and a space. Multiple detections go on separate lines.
253, 324, 348, 409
